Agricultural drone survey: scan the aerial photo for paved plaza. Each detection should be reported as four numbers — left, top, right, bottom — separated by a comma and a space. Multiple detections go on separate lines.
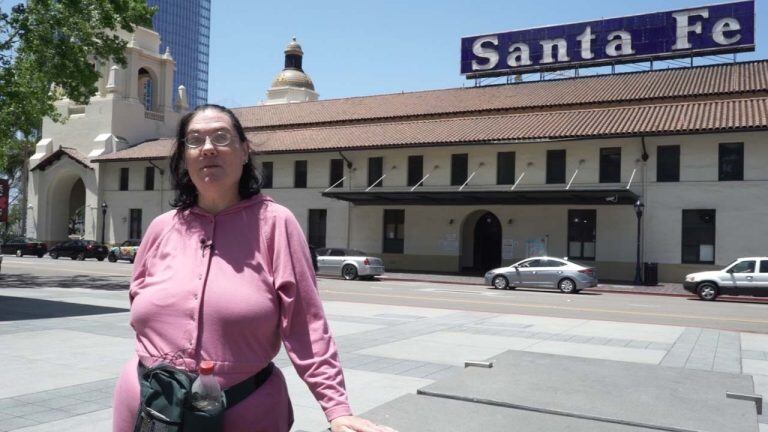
0, 283, 767, 431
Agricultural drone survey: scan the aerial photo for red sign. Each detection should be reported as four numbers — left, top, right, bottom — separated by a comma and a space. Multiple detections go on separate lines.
0, 179, 8, 223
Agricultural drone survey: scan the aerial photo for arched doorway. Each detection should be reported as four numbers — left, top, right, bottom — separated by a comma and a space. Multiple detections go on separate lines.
46, 172, 87, 242
460, 210, 502, 273
473, 212, 502, 272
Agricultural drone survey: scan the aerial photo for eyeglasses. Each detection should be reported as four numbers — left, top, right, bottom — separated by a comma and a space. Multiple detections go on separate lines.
184, 131, 233, 148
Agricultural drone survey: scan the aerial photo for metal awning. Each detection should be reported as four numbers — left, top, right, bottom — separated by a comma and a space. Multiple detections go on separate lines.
321, 188, 639, 206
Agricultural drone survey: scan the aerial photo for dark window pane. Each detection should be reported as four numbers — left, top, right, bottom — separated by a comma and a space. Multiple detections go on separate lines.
368, 157, 383, 187
760, 261, 768, 273
681, 210, 716, 264
329, 159, 344, 188
657, 145, 680, 182
383, 209, 404, 253
546, 150, 566, 184
308, 209, 327, 248
497, 152, 516, 185
129, 209, 142, 239
568, 209, 596, 260
451, 154, 468, 186
294, 160, 307, 188
719, 142, 743, 181
144, 167, 155, 190
730, 261, 755, 273
407, 155, 423, 187
599, 147, 621, 183
261, 162, 273, 188
119, 167, 129, 191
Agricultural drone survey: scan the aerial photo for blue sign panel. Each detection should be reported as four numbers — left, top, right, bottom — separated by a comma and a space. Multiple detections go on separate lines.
461, 1, 755, 77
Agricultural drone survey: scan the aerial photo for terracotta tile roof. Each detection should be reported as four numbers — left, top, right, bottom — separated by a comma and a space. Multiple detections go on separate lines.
93, 96, 768, 161
92, 61, 768, 162
91, 139, 174, 162
31, 146, 93, 171
234, 61, 768, 128
248, 97, 768, 153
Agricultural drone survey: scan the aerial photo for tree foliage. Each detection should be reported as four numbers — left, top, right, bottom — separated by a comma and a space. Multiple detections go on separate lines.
0, 0, 155, 170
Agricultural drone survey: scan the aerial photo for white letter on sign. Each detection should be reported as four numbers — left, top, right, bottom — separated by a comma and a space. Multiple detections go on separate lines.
606, 31, 635, 56
472, 36, 500, 71
671, 8, 709, 50
713, 18, 742, 45
576, 26, 595, 60
540, 38, 569, 64
507, 42, 532, 67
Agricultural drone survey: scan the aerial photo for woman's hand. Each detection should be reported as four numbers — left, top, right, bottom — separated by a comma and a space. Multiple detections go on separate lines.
330, 415, 398, 432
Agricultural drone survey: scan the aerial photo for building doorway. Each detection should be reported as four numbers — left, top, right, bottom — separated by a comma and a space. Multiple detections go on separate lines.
473, 212, 502, 272
460, 210, 502, 273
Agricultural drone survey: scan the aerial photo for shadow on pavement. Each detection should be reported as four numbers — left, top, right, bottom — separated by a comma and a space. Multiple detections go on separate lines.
0, 272, 129, 291
0, 296, 128, 321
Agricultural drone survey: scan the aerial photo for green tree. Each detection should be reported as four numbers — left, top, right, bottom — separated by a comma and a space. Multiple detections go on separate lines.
0, 0, 155, 169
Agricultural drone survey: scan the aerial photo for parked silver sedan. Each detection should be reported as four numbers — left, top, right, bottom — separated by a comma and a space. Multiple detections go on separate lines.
315, 248, 385, 280
484, 257, 597, 293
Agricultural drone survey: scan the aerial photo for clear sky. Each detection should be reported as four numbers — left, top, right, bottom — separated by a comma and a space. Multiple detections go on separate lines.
207, 0, 767, 108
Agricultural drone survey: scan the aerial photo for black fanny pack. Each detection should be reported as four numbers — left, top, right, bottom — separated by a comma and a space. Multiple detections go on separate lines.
133, 361, 274, 432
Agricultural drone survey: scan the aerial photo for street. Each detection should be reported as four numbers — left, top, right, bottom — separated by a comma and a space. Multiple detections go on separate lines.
3, 256, 768, 333
1, 256, 767, 431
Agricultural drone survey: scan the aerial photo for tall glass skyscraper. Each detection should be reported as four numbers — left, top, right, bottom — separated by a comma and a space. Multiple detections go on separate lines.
147, 0, 210, 108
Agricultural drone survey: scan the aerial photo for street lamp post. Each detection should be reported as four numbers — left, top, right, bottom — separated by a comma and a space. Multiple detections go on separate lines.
100, 202, 108, 244
633, 199, 645, 285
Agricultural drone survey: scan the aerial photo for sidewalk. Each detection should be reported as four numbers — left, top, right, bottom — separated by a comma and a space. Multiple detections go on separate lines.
1, 284, 767, 431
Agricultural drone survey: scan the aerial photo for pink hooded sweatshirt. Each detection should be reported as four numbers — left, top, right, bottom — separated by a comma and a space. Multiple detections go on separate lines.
112, 194, 352, 431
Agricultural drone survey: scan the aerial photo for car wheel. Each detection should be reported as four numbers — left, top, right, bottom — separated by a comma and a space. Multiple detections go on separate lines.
50, 251, 58, 259
558, 278, 577, 294
37, 253, 44, 258
97, 257, 105, 262
342, 264, 358, 280
492, 275, 509, 290
129, 257, 135, 264
108, 253, 117, 263
15, 249, 22, 257
697, 282, 718, 301
76, 252, 86, 261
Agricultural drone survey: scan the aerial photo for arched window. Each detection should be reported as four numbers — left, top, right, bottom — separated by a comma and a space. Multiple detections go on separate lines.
138, 67, 154, 111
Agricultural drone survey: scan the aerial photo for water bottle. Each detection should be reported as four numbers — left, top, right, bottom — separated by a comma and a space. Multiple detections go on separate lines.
190, 360, 223, 412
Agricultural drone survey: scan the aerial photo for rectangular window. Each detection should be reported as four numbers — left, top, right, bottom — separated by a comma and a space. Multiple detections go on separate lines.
261, 162, 273, 188
329, 159, 344, 188
308, 209, 327, 248
682, 210, 716, 264
497, 152, 516, 185
718, 142, 743, 181
407, 155, 423, 187
129, 209, 142, 239
546, 150, 566, 184
294, 160, 307, 188
599, 147, 621, 183
656, 145, 680, 182
119, 167, 129, 191
144, 167, 155, 191
368, 157, 383, 188
568, 209, 596, 260
383, 209, 405, 253
451, 153, 468, 186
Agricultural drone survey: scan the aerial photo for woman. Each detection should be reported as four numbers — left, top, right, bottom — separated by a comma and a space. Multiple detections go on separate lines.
112, 104, 395, 432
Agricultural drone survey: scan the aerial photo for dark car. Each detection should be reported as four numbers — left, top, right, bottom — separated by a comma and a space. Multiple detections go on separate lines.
49, 240, 109, 261
1, 237, 48, 258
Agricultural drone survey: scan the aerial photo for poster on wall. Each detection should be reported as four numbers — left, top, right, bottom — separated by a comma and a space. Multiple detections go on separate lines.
440, 233, 459, 253
502, 238, 516, 259
526, 237, 548, 257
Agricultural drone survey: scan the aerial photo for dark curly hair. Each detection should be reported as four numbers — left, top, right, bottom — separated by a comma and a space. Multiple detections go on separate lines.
169, 104, 262, 210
